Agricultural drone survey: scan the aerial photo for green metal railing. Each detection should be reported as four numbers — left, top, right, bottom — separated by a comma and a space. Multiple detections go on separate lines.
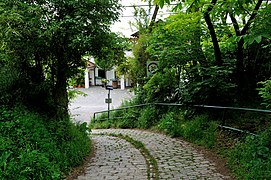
93, 103, 271, 136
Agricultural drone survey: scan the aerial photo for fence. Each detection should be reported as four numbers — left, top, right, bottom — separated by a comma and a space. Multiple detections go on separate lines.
93, 103, 271, 136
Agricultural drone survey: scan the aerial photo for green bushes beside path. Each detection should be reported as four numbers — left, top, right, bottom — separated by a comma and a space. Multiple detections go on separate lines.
0, 106, 91, 180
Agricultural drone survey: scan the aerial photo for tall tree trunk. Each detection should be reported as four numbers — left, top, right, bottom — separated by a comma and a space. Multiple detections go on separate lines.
236, 38, 245, 95
203, 0, 222, 66
54, 45, 69, 120
229, 0, 263, 99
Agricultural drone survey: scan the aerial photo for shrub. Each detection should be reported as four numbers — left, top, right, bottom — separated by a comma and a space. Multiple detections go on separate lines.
157, 112, 180, 137
229, 128, 271, 179
137, 106, 159, 129
181, 115, 218, 148
258, 80, 271, 108
0, 65, 20, 105
0, 106, 91, 179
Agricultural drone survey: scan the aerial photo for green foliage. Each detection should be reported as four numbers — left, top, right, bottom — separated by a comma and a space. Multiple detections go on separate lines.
181, 115, 218, 148
90, 119, 112, 129
145, 12, 236, 105
68, 89, 87, 102
180, 65, 236, 105
129, 2, 152, 34
0, 0, 122, 118
0, 106, 91, 179
244, 4, 271, 46
143, 68, 178, 103
90, 98, 140, 129
229, 128, 271, 179
129, 34, 152, 86
156, 112, 218, 148
258, 80, 271, 108
137, 106, 159, 129
0, 65, 20, 105
157, 112, 180, 137
95, 33, 128, 72
147, 12, 202, 68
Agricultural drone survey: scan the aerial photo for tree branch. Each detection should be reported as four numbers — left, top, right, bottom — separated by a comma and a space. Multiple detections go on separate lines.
149, 5, 159, 32
241, 0, 263, 35
229, 13, 241, 36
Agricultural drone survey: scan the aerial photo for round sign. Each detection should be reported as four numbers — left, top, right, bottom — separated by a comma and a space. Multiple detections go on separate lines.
147, 62, 158, 74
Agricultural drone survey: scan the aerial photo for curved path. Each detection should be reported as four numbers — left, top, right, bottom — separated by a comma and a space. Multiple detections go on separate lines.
76, 129, 231, 180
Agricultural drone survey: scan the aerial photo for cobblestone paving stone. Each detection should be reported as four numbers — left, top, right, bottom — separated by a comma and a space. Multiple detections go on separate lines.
91, 129, 231, 180
76, 136, 148, 180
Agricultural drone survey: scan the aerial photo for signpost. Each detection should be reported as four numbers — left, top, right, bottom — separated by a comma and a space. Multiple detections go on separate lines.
105, 85, 113, 120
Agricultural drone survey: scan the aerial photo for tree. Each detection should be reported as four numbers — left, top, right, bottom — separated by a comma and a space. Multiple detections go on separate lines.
94, 33, 127, 79
0, 0, 121, 119
153, 0, 271, 102
146, 12, 236, 104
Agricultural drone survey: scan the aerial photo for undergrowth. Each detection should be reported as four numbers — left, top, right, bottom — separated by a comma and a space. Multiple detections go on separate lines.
228, 128, 271, 179
0, 106, 91, 179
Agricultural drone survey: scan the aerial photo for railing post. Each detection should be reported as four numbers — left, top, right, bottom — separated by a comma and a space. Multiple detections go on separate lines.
221, 109, 226, 126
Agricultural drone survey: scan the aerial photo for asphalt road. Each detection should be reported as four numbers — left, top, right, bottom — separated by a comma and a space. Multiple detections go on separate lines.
69, 86, 134, 124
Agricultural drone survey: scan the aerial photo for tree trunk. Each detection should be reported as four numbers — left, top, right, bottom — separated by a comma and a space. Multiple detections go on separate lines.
203, 0, 222, 66
149, 5, 159, 32
236, 38, 245, 95
229, 0, 263, 99
54, 45, 69, 120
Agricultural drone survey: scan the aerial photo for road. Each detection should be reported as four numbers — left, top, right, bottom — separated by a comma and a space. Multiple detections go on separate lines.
69, 86, 134, 124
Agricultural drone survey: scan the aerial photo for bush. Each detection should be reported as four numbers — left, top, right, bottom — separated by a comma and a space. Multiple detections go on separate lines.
229, 128, 271, 179
0, 65, 20, 105
258, 80, 271, 108
137, 106, 159, 129
0, 106, 91, 179
181, 115, 218, 148
157, 112, 180, 137
143, 69, 178, 103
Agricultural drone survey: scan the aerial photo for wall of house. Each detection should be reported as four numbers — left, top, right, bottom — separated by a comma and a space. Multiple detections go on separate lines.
89, 69, 95, 86
106, 69, 115, 80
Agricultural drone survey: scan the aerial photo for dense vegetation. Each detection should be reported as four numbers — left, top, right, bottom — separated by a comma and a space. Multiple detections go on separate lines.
0, 0, 121, 179
0, 106, 90, 179
93, 0, 271, 179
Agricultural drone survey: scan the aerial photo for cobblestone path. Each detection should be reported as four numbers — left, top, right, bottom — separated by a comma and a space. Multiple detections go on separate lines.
76, 129, 231, 180
76, 136, 148, 180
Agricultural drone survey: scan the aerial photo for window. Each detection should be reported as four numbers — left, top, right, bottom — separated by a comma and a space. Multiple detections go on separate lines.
98, 69, 106, 78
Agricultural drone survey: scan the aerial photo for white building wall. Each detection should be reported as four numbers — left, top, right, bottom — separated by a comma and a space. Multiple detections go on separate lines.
90, 69, 95, 86
84, 70, 89, 88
